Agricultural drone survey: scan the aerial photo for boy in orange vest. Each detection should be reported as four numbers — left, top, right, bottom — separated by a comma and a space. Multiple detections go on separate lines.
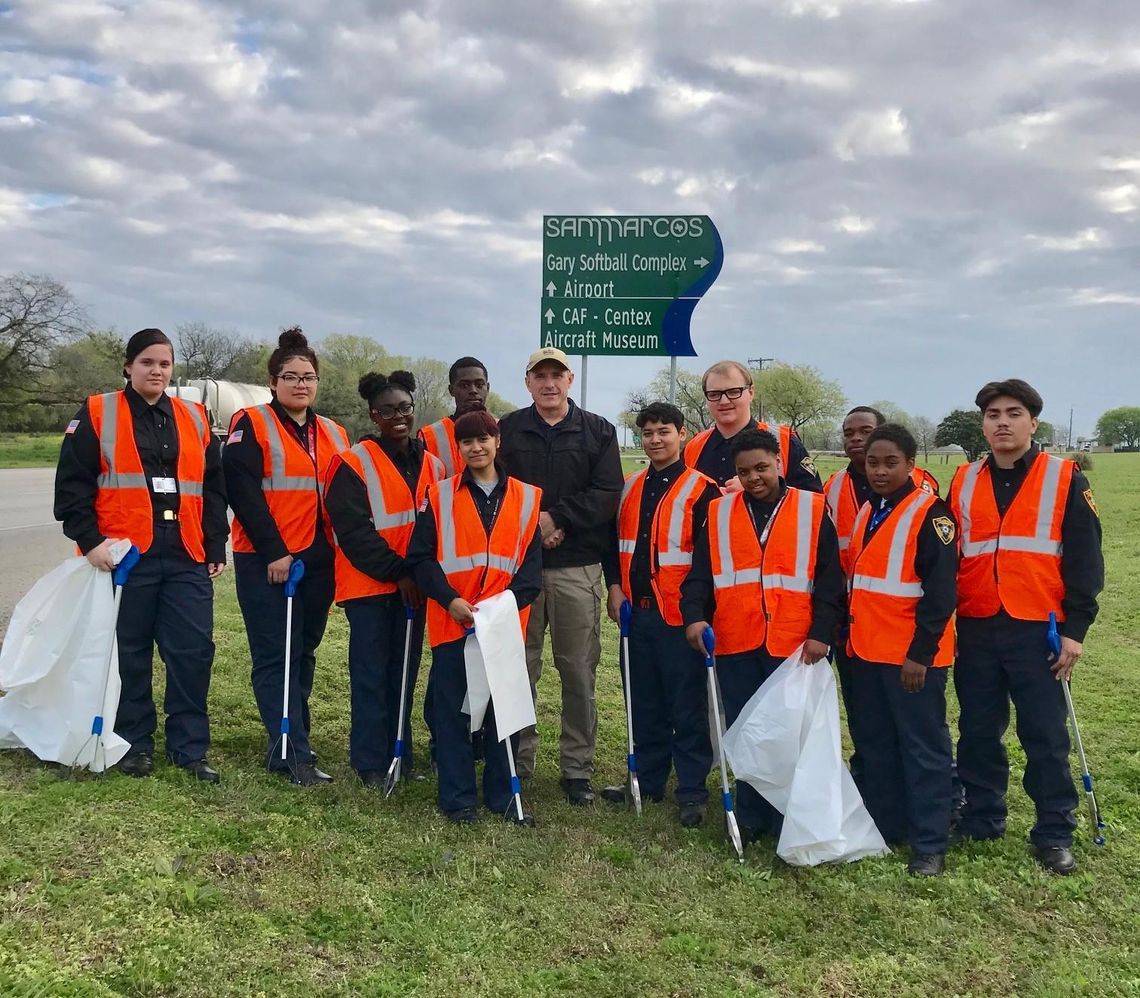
950, 379, 1103, 875
846, 424, 958, 876
600, 402, 721, 826
680, 428, 843, 847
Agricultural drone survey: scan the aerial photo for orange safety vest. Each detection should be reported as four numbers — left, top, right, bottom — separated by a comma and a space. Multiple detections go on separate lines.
419, 417, 464, 477
86, 391, 211, 561
329, 442, 446, 603
424, 476, 542, 648
846, 489, 954, 667
684, 422, 794, 480
707, 487, 825, 656
824, 466, 940, 577
949, 451, 1073, 621
229, 404, 350, 554
615, 466, 713, 626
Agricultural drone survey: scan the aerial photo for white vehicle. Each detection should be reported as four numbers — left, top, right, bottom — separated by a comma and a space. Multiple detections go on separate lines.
167, 379, 271, 440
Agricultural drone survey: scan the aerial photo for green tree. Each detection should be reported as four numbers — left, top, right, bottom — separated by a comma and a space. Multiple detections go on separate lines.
755, 363, 846, 432
1095, 406, 1140, 449
935, 409, 987, 460
868, 400, 914, 430
1033, 420, 1056, 446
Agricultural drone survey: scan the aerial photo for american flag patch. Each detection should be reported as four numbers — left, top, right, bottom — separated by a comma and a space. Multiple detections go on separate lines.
227, 429, 244, 444
65, 419, 80, 435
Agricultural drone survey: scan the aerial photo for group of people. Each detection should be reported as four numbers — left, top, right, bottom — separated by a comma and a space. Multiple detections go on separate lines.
52, 330, 1104, 877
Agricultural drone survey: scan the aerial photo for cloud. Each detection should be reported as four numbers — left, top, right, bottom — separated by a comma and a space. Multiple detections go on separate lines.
834, 108, 911, 160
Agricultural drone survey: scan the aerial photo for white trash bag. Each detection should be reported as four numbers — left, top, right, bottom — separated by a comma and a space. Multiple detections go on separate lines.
723, 645, 890, 866
0, 542, 133, 771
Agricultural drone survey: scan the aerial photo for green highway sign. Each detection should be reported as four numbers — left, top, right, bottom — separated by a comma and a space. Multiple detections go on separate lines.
541, 215, 723, 357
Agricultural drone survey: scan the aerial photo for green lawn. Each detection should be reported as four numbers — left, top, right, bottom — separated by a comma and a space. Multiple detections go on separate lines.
0, 433, 62, 468
1, 455, 1137, 997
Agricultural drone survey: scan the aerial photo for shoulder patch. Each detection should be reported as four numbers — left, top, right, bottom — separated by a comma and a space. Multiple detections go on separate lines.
1083, 488, 1099, 518
65, 419, 80, 435
227, 429, 244, 444
800, 456, 817, 476
920, 479, 934, 494
932, 516, 956, 545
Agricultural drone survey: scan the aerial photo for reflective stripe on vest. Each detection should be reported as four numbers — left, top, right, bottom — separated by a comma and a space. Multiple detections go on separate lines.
421, 419, 460, 477
351, 442, 420, 532
957, 456, 1064, 558
712, 488, 815, 593
850, 494, 930, 599
824, 470, 850, 552
95, 393, 149, 491
436, 477, 538, 576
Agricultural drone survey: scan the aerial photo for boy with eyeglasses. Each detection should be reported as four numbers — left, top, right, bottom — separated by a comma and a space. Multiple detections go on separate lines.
683, 359, 822, 493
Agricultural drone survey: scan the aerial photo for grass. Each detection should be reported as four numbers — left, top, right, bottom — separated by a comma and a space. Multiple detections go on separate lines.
1, 455, 1138, 996
0, 433, 62, 469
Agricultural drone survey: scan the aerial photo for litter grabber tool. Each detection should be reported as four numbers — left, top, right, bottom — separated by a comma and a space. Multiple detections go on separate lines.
275, 559, 306, 765
1049, 612, 1106, 846
383, 604, 418, 797
703, 626, 745, 862
75, 543, 140, 772
619, 600, 642, 816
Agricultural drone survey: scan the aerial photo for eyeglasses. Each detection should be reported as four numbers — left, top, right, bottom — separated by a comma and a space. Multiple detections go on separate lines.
374, 401, 415, 419
704, 386, 749, 402
278, 373, 319, 385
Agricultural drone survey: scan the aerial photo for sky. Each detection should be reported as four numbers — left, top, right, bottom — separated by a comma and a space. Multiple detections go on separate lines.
1, 0, 1138, 437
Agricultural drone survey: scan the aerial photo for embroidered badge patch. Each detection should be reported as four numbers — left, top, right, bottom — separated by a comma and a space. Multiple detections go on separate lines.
65, 419, 80, 435
801, 457, 817, 476
932, 516, 956, 545
1083, 488, 1099, 517
227, 429, 244, 444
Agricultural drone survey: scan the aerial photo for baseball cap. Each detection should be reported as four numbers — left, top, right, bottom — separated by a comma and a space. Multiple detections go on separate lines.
526, 347, 571, 373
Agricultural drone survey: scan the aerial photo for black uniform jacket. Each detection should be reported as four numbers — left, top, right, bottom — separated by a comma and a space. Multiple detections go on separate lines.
695, 420, 823, 493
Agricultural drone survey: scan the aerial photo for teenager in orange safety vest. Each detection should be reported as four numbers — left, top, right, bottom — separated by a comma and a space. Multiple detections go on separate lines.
949, 379, 1103, 876
325, 371, 445, 787
223, 328, 350, 785
417, 356, 491, 476
407, 410, 543, 825
683, 359, 822, 493
680, 428, 843, 849
845, 423, 958, 877
54, 328, 228, 782
823, 404, 942, 783
598, 403, 720, 826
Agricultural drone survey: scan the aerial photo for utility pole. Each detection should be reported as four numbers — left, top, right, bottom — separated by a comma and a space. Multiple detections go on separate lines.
1068, 407, 1074, 450
747, 357, 774, 423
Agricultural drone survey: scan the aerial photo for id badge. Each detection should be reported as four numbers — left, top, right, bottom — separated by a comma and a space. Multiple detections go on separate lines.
151, 476, 178, 495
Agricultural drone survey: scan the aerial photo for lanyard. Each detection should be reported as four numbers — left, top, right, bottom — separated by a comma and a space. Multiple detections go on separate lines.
869, 499, 893, 532
303, 419, 317, 462
745, 491, 787, 548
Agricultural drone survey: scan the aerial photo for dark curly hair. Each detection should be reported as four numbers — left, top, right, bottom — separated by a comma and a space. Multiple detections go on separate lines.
730, 427, 780, 458
268, 326, 319, 378
866, 422, 917, 461
358, 370, 417, 407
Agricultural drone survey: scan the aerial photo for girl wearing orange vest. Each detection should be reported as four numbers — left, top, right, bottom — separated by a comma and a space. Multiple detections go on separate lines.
845, 424, 959, 877
54, 328, 228, 781
680, 428, 843, 848
223, 328, 350, 785
324, 371, 445, 786
407, 410, 543, 824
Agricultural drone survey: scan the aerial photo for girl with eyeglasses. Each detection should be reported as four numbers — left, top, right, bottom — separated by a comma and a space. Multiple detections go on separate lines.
222, 327, 350, 784
324, 371, 446, 788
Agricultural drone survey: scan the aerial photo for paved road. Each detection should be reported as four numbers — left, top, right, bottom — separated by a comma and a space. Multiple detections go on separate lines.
0, 468, 74, 631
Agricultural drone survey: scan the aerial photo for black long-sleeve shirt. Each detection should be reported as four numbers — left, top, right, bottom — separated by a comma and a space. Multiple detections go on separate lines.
323, 436, 426, 597
694, 420, 823, 493
985, 444, 1103, 642
54, 385, 228, 563
601, 460, 720, 604
858, 480, 959, 667
406, 470, 543, 613
679, 485, 844, 646
222, 397, 332, 569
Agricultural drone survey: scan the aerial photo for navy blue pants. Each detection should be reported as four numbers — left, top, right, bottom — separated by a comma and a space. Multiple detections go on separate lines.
955, 615, 1078, 847
114, 524, 214, 765
344, 595, 425, 774
234, 552, 334, 771
716, 648, 782, 835
429, 637, 518, 815
849, 660, 953, 854
833, 641, 864, 782
627, 604, 711, 803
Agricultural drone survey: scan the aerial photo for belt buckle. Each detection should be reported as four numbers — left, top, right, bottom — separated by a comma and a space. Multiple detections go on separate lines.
162, 509, 176, 521
637, 597, 652, 609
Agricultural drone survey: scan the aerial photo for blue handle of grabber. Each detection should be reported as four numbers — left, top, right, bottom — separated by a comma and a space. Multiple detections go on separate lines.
284, 559, 306, 597
619, 600, 631, 638
1047, 612, 1062, 659
405, 605, 416, 621
112, 545, 141, 587
702, 625, 715, 665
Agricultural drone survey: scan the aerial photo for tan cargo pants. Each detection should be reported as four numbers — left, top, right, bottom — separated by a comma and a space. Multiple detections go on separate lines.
515, 563, 603, 781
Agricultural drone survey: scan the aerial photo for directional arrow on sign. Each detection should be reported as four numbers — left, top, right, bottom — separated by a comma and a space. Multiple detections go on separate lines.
544, 308, 555, 323
545, 281, 557, 295
694, 257, 709, 268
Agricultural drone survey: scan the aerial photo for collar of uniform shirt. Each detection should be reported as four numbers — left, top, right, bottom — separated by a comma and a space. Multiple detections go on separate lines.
987, 441, 1038, 473
124, 382, 174, 417
460, 464, 504, 495
377, 434, 421, 468
646, 458, 684, 483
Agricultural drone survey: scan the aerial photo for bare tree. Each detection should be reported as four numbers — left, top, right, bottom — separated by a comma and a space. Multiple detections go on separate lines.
624, 367, 711, 434
912, 415, 937, 461
0, 273, 89, 392
176, 321, 246, 380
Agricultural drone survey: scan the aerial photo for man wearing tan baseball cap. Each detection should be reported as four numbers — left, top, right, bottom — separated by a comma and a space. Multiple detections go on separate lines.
497, 347, 624, 805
